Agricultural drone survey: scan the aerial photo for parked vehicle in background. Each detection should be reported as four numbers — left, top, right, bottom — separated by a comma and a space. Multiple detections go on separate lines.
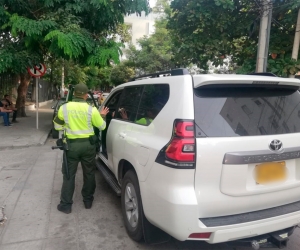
100, 92, 109, 104
51, 97, 66, 138
96, 68, 300, 249
93, 92, 101, 105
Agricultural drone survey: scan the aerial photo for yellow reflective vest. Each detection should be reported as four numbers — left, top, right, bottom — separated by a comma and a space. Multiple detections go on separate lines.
136, 117, 152, 125
53, 100, 106, 139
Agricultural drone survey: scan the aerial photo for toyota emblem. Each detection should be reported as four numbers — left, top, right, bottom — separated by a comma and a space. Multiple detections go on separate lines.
269, 139, 283, 152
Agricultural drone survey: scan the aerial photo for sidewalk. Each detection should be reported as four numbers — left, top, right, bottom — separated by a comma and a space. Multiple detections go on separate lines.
0, 101, 55, 149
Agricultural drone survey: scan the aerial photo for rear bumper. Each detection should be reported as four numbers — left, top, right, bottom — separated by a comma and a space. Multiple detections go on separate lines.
208, 213, 300, 244
141, 163, 300, 243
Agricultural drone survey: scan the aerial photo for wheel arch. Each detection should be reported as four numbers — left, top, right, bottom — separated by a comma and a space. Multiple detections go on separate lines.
119, 159, 171, 244
118, 159, 137, 185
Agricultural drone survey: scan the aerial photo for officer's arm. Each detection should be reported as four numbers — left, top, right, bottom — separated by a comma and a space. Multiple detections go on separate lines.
91, 107, 106, 130
53, 106, 65, 131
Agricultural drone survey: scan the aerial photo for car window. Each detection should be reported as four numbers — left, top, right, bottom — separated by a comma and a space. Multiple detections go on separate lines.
115, 86, 143, 122
194, 85, 300, 137
106, 91, 122, 110
135, 84, 170, 126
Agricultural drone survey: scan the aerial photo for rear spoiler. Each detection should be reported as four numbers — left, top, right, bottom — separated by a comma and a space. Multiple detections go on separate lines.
192, 75, 300, 88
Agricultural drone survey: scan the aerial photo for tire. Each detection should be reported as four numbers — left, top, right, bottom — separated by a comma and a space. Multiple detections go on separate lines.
121, 170, 144, 241
52, 128, 59, 139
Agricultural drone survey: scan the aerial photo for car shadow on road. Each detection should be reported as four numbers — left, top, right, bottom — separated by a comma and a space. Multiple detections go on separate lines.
91, 170, 248, 250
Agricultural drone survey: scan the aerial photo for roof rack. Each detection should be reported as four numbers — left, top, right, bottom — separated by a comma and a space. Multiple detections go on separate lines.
131, 68, 189, 81
248, 72, 277, 77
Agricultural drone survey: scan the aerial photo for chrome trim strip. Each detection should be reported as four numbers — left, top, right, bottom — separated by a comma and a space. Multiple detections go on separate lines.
223, 147, 300, 165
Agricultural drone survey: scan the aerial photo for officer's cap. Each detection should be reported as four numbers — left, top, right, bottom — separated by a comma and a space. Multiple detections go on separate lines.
74, 84, 89, 96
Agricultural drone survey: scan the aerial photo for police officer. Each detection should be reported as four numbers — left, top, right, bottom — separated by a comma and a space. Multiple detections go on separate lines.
53, 83, 109, 214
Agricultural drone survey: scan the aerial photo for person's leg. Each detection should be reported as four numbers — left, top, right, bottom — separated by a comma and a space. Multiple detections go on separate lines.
59, 143, 80, 210
12, 110, 17, 122
6, 113, 11, 125
0, 112, 9, 126
80, 141, 96, 206
0, 113, 5, 124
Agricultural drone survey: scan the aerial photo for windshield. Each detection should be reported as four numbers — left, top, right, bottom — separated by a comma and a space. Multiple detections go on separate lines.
194, 85, 300, 137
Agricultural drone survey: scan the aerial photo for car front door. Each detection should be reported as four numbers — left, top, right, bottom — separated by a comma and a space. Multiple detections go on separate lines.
106, 86, 143, 176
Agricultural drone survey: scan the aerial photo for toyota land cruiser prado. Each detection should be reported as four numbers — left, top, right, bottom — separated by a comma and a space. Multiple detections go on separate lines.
96, 69, 300, 248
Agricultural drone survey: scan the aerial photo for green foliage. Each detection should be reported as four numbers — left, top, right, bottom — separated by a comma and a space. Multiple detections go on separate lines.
167, 0, 299, 72
45, 30, 94, 58
125, 16, 175, 75
87, 41, 123, 66
43, 58, 113, 90
268, 56, 300, 77
110, 62, 135, 86
7, 15, 56, 37
0, 0, 150, 74
98, 67, 112, 88
152, 0, 171, 15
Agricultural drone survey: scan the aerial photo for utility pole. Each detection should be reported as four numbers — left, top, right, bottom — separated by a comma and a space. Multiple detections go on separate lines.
60, 60, 65, 98
256, 0, 273, 72
289, 9, 300, 78
292, 9, 300, 60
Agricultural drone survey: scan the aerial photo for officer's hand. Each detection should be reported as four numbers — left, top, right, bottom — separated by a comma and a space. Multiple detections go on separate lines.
100, 107, 109, 117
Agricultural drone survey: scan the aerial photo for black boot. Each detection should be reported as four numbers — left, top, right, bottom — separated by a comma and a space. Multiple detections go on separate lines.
84, 201, 93, 209
57, 204, 71, 214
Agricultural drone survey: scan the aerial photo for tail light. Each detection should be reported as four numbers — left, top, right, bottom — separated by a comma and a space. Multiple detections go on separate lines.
188, 232, 211, 239
155, 120, 195, 169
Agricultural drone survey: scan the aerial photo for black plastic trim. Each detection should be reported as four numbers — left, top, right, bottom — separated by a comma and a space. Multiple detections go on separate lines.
248, 72, 278, 77
200, 200, 300, 227
131, 68, 189, 81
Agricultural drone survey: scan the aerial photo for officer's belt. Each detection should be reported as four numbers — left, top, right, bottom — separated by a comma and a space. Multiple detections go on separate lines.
68, 138, 90, 143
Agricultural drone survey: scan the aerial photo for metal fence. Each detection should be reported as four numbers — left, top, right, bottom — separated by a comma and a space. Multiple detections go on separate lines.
1, 74, 55, 102
27, 78, 55, 102
0, 74, 17, 98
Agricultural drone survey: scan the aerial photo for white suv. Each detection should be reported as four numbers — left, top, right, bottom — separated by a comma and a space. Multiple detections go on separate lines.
96, 69, 300, 248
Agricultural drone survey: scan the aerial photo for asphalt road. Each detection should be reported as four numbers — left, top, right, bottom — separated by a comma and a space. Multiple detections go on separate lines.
0, 140, 299, 250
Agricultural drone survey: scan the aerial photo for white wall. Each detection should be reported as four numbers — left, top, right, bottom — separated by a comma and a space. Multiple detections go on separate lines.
124, 12, 157, 47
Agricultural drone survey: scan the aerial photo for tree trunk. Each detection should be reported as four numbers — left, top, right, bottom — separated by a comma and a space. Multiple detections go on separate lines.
16, 73, 31, 117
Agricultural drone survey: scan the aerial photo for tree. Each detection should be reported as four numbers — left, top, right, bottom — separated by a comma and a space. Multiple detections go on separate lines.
125, 1, 175, 75
152, 0, 171, 15
0, 0, 149, 116
98, 67, 113, 90
110, 62, 135, 86
167, 0, 300, 75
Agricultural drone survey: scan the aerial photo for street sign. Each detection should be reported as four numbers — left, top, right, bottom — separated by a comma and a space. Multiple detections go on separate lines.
27, 63, 47, 77
27, 63, 47, 129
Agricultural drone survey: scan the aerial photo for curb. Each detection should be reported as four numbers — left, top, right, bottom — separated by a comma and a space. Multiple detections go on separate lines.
26, 99, 54, 111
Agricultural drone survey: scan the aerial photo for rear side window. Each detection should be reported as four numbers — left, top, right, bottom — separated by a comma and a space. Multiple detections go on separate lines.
135, 84, 170, 125
116, 84, 170, 125
194, 85, 300, 137
115, 86, 143, 122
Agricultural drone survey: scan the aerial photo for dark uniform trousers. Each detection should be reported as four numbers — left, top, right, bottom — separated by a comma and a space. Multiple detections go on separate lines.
60, 138, 96, 208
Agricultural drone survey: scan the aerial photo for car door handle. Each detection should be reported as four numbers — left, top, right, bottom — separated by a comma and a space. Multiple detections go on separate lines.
119, 132, 126, 139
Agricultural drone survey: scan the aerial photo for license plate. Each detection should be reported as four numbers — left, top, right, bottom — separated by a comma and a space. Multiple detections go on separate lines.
255, 161, 286, 184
